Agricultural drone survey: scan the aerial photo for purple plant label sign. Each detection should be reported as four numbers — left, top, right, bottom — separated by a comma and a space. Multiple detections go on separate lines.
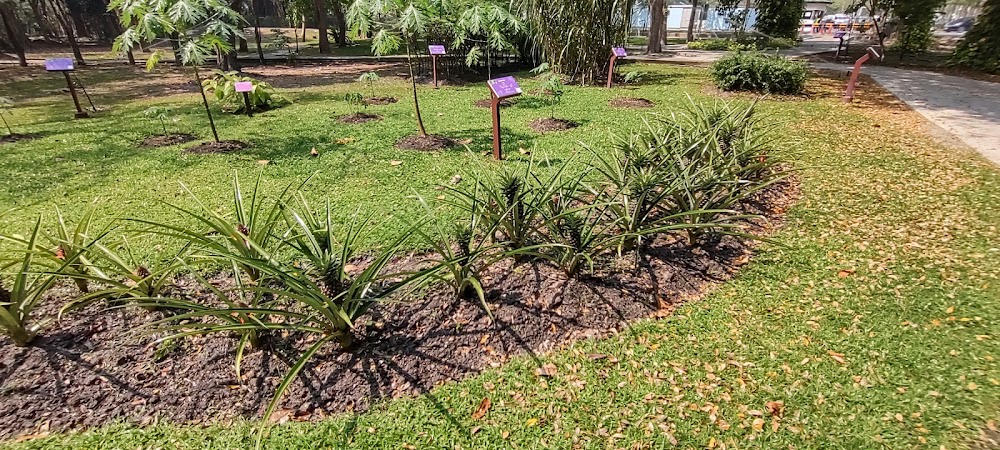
428, 45, 447, 55
234, 81, 254, 93
488, 76, 522, 99
45, 58, 74, 71
834, 31, 847, 39
612, 47, 627, 58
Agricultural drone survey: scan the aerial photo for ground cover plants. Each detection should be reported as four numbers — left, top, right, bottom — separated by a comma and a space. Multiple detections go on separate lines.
1, 63, 998, 449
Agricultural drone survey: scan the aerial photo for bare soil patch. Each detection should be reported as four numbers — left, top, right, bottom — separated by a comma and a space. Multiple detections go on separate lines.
183, 140, 250, 155
0, 133, 40, 144
0, 178, 798, 440
395, 134, 454, 151
528, 118, 578, 133
140, 133, 197, 147
610, 97, 655, 108
338, 113, 382, 124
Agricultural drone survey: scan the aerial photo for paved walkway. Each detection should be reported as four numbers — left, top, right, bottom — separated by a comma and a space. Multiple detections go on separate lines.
815, 62, 1000, 166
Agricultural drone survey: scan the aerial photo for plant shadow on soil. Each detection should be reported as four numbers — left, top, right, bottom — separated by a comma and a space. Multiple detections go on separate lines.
0, 178, 798, 440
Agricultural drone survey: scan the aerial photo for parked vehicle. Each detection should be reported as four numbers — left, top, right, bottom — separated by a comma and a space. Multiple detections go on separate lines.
943, 17, 974, 33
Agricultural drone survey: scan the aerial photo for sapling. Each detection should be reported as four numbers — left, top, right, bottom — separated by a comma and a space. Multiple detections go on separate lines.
0, 97, 14, 135
623, 71, 644, 85
142, 106, 173, 135
358, 72, 379, 99
344, 92, 366, 114
541, 75, 564, 119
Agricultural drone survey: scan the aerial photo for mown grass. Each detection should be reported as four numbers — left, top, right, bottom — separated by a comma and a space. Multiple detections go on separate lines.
1, 63, 999, 449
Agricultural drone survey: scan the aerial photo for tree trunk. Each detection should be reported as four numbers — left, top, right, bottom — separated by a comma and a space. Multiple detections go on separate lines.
170, 32, 182, 65
58, 14, 85, 65
27, 0, 55, 37
332, 0, 347, 46
646, 0, 664, 53
687, 0, 700, 43
313, 0, 330, 53
192, 65, 221, 143
250, 0, 264, 63
405, 43, 427, 137
300, 14, 306, 44
0, 3, 28, 67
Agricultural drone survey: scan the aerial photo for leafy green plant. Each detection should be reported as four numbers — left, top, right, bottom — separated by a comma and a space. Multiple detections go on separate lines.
622, 71, 644, 85
538, 176, 619, 277
44, 206, 107, 294
0, 96, 15, 135
142, 106, 174, 136
344, 92, 367, 114
267, 28, 297, 63
358, 72, 380, 99
540, 75, 565, 119
710, 52, 808, 94
529, 62, 551, 75
201, 70, 281, 114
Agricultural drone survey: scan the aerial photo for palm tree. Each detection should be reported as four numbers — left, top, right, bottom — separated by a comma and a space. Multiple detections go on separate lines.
347, 0, 433, 136
111, 0, 245, 143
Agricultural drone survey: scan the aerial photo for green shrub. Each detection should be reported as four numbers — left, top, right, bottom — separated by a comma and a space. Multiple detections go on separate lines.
201, 70, 282, 114
710, 52, 808, 94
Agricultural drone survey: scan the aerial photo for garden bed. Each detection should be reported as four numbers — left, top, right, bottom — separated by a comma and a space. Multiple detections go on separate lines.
395, 134, 454, 150
140, 133, 197, 147
183, 140, 251, 154
610, 97, 655, 108
529, 118, 577, 133
339, 113, 382, 124
0, 178, 797, 439
0, 133, 40, 144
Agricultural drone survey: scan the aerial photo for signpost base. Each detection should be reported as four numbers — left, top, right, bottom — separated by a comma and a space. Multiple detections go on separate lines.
62, 71, 89, 119
491, 94, 502, 160
432, 55, 438, 89
242, 92, 253, 117
607, 55, 618, 89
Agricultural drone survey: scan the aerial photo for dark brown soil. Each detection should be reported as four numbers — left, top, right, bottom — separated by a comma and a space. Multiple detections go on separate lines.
183, 140, 250, 155
528, 118, 578, 133
338, 113, 382, 124
366, 97, 398, 106
610, 97, 656, 108
474, 98, 516, 108
140, 133, 198, 147
0, 133, 40, 144
395, 134, 454, 151
0, 179, 798, 440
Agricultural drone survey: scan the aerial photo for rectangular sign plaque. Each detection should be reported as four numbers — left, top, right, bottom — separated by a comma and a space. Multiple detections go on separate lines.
612, 47, 627, 58
45, 58, 75, 72
234, 81, 254, 93
428, 45, 447, 55
487, 76, 522, 99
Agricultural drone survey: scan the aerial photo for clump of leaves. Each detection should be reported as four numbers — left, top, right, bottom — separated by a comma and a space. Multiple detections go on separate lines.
622, 71, 643, 85
344, 92, 367, 114
267, 28, 297, 63
540, 75, 564, 119
0, 97, 14, 135
142, 106, 174, 135
202, 70, 282, 114
358, 72, 380, 99
529, 62, 551, 75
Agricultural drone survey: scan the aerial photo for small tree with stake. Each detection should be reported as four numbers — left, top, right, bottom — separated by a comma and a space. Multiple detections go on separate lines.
111, 0, 244, 144
541, 76, 564, 119
0, 97, 14, 136
347, 0, 432, 137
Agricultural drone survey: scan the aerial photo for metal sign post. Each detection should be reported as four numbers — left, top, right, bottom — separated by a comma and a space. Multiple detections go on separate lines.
45, 58, 88, 119
487, 76, 523, 160
235, 81, 254, 117
428, 45, 447, 89
843, 47, 883, 103
607, 47, 627, 89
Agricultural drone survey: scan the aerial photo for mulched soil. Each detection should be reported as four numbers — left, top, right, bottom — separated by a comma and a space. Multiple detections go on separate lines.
0, 178, 798, 440
474, 98, 516, 108
140, 133, 198, 147
0, 133, 40, 144
366, 97, 398, 106
395, 134, 455, 151
528, 118, 578, 133
338, 113, 382, 124
183, 140, 250, 155
610, 97, 656, 108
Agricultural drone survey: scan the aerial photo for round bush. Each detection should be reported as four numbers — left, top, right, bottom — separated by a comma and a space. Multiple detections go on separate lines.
710, 52, 809, 95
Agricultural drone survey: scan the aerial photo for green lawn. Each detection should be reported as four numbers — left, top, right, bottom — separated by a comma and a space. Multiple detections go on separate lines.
1, 63, 999, 449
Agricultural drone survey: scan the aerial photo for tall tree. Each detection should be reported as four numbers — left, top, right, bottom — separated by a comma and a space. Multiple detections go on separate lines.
0, 2, 28, 66
686, 0, 699, 42
646, 0, 664, 53
952, 0, 1000, 73
112, 0, 244, 142
755, 0, 804, 39
314, 0, 330, 53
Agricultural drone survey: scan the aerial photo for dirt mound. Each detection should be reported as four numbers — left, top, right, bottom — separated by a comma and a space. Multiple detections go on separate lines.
366, 97, 398, 106
183, 140, 250, 154
338, 113, 382, 124
528, 118, 578, 133
140, 134, 198, 147
610, 97, 656, 108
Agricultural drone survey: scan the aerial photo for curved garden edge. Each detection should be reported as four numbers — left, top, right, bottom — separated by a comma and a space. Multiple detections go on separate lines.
0, 177, 799, 442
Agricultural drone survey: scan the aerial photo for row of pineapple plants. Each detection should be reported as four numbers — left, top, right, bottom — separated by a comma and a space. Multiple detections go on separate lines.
0, 98, 785, 441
